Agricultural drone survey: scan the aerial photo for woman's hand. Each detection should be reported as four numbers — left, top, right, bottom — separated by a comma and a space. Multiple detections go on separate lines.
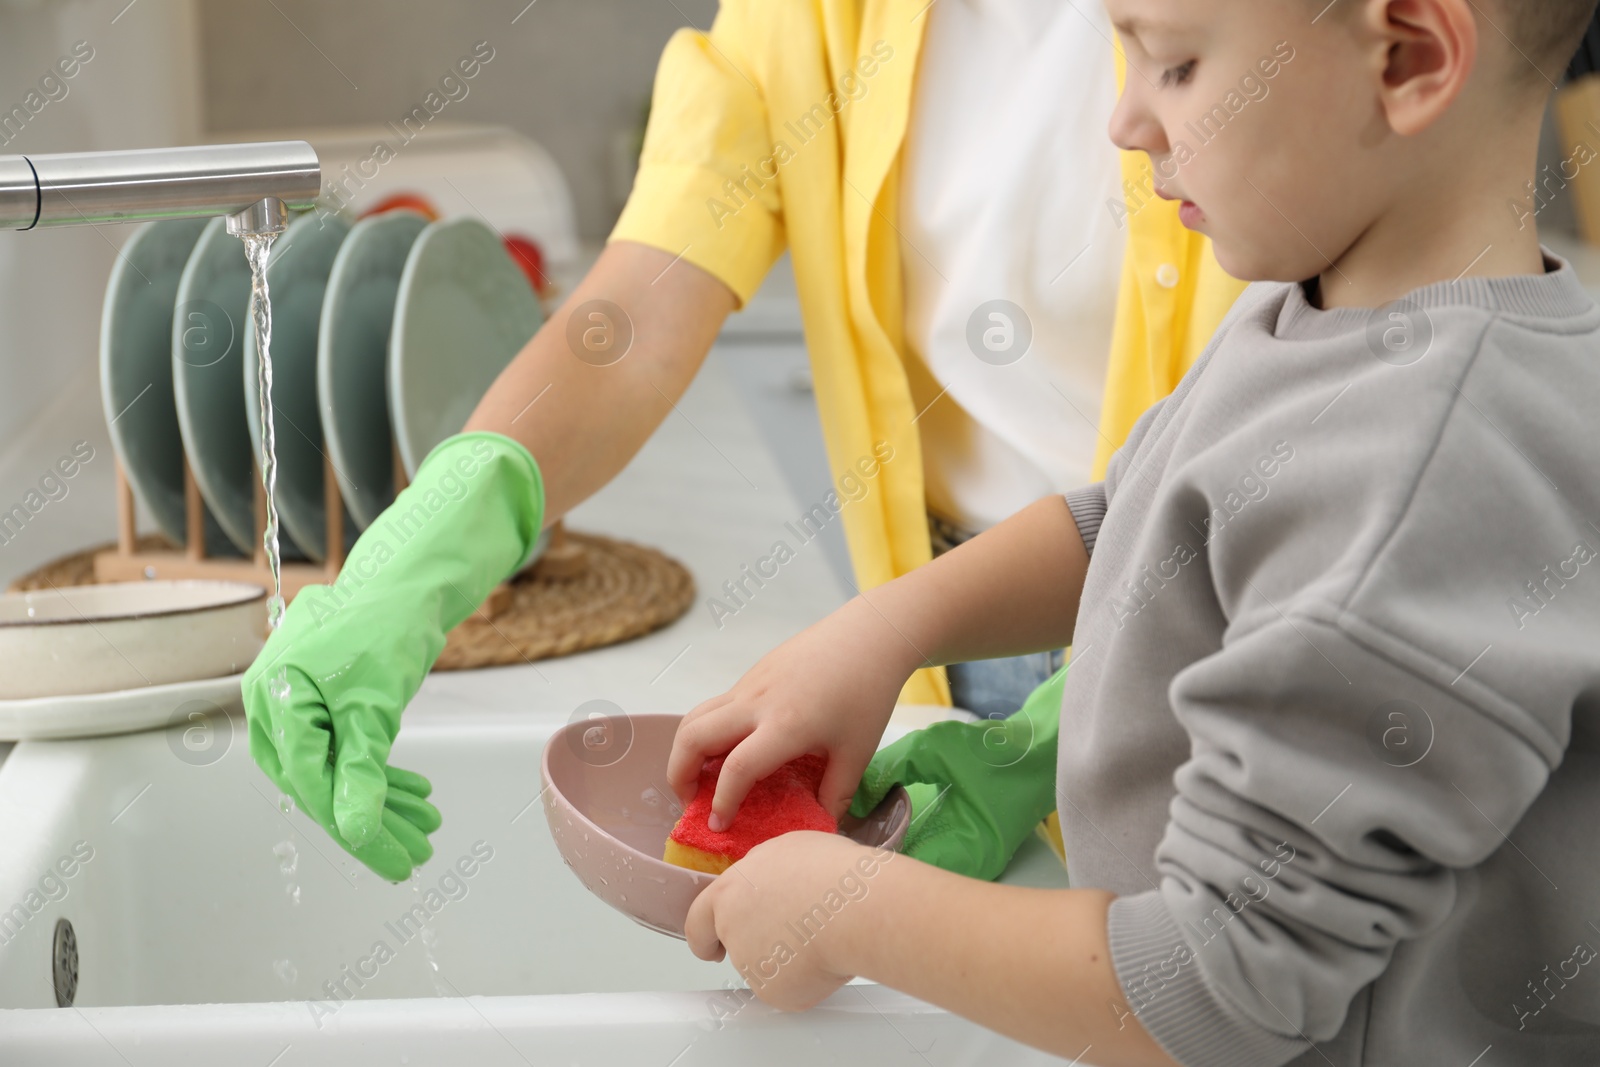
667, 596, 924, 829
242, 433, 544, 881
683, 830, 894, 1011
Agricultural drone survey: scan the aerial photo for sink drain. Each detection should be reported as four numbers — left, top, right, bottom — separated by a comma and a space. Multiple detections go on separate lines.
52, 918, 77, 1007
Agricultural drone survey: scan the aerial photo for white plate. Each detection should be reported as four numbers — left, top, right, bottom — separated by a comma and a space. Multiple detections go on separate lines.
0, 581, 265, 700
0, 672, 245, 741
388, 216, 543, 476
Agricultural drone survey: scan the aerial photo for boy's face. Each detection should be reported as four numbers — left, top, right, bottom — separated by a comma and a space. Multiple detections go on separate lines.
1107, 0, 1379, 283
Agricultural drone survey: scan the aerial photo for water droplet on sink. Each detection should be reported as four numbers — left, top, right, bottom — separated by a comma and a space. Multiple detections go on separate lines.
287, 884, 301, 905
273, 840, 299, 874
273, 959, 297, 984
278, 793, 295, 815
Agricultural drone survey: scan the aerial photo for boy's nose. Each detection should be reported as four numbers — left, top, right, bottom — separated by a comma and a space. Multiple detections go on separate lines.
1108, 79, 1168, 156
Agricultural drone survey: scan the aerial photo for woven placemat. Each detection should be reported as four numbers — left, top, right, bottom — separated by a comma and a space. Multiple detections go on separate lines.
436, 530, 695, 670
9, 529, 696, 671
7, 536, 178, 591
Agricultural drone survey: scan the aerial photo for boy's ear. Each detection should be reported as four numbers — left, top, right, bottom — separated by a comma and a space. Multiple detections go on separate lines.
1365, 0, 1479, 136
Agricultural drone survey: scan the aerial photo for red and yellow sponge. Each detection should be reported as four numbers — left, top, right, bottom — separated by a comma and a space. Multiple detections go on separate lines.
663, 754, 838, 874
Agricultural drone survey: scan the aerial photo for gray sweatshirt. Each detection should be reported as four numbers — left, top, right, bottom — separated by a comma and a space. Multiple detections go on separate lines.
1058, 253, 1600, 1066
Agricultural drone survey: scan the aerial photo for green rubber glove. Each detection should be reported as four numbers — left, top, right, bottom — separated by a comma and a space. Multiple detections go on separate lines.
850, 664, 1065, 881
243, 432, 545, 882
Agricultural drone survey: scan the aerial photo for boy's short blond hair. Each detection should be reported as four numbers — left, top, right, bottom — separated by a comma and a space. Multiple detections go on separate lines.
1322, 1, 1597, 84
1518, 0, 1598, 79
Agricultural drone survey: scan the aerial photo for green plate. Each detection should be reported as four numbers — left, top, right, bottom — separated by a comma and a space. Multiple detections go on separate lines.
388, 217, 543, 476
100, 218, 236, 554
172, 216, 296, 557
243, 213, 352, 563
317, 210, 428, 530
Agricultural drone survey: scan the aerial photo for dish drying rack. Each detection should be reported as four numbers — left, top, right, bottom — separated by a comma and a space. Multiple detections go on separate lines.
95, 449, 582, 618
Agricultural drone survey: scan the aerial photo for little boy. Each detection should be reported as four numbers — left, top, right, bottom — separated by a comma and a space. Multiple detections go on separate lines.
670, 0, 1600, 1063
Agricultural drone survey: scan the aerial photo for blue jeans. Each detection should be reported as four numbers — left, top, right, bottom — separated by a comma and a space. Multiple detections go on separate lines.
929, 513, 1068, 720
947, 650, 1067, 720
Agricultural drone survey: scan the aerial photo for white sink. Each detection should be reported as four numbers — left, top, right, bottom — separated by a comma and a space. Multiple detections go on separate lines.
0, 705, 1070, 1064
0, 333, 1074, 1063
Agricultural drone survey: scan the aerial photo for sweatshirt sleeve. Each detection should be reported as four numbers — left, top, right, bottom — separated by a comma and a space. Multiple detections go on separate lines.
1063, 392, 1172, 557
1062, 484, 1107, 557
1109, 614, 1562, 1066
608, 1, 786, 307
1104, 351, 1578, 1065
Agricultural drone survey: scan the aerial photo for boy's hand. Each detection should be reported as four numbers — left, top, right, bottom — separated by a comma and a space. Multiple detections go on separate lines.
684, 831, 890, 1010
667, 597, 923, 830
669, 496, 1089, 835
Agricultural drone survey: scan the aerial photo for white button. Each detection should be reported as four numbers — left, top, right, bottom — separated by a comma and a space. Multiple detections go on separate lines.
1156, 263, 1180, 289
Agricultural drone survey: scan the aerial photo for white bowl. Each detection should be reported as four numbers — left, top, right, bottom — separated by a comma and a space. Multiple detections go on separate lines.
0, 581, 266, 700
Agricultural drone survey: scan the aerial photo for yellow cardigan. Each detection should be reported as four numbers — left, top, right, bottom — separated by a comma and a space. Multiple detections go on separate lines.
611, 0, 1248, 706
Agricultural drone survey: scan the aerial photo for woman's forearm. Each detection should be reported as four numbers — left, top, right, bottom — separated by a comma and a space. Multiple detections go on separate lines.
854, 494, 1090, 676
465, 240, 738, 524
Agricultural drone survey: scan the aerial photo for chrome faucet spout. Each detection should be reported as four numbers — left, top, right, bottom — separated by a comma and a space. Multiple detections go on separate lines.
0, 141, 320, 231
226, 197, 290, 237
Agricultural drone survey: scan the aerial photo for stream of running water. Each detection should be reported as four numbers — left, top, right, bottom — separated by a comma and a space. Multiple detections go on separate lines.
240, 232, 284, 631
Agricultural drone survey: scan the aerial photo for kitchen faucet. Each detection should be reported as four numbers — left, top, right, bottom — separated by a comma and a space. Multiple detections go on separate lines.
0, 141, 320, 237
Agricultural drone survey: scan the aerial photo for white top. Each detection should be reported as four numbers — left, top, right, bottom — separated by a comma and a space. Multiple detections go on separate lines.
899, 0, 1126, 532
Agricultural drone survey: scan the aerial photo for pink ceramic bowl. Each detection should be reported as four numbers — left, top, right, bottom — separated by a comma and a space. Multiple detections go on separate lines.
541, 712, 910, 939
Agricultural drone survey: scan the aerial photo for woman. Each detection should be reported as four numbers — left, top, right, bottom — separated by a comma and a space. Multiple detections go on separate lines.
474, 0, 1246, 710
242, 0, 1245, 882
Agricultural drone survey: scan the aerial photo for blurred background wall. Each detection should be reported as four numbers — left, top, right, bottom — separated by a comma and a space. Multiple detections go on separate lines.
196, 0, 715, 239
0, 0, 203, 585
